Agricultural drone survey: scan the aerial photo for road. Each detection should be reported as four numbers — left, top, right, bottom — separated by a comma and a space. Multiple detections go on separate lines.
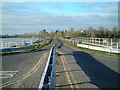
1, 43, 53, 88
55, 39, 119, 88
1, 39, 119, 89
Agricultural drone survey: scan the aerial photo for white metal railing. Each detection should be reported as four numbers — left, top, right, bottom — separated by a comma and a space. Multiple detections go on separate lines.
77, 43, 120, 54
0, 40, 33, 49
71, 37, 120, 46
38, 45, 56, 89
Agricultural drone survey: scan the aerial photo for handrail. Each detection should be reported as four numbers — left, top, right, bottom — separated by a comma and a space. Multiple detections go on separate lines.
38, 45, 56, 89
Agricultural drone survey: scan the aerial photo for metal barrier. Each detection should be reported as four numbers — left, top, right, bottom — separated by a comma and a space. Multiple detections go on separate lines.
77, 43, 120, 54
38, 46, 56, 89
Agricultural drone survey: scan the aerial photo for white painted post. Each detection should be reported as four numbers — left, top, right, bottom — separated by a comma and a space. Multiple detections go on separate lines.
92, 38, 93, 43
111, 39, 113, 48
23, 41, 24, 46
7, 42, 9, 48
109, 48, 111, 54
6, 42, 8, 48
102, 39, 104, 45
4, 43, 5, 48
5, 43, 7, 48
99, 38, 100, 45
9, 42, 11, 48
8, 41, 10, 48
94, 38, 96, 44
117, 42, 119, 50
16, 42, 18, 47
107, 41, 109, 46
119, 39, 120, 45
6, 43, 8, 48
7, 43, 8, 48
96, 38, 99, 44
2, 43, 4, 49
95, 38, 96, 44
31, 40, 33, 45
1, 43, 3, 49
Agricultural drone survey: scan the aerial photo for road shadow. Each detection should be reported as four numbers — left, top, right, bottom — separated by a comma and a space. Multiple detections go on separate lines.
71, 51, 119, 88
57, 43, 63, 49
57, 69, 82, 74
56, 81, 91, 87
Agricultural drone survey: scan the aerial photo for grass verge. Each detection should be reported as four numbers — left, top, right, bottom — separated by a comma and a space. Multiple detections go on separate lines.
56, 52, 61, 57
59, 38, 120, 57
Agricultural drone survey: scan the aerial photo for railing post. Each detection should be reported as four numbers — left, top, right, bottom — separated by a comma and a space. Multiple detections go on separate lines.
117, 42, 119, 50
111, 39, 113, 48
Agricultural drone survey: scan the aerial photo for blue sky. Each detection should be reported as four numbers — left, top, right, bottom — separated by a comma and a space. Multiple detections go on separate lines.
1, 2, 118, 35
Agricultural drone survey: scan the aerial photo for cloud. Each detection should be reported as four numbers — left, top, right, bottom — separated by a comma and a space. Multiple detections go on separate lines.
1, 2, 118, 35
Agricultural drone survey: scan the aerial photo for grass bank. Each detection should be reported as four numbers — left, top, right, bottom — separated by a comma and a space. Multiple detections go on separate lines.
1, 39, 52, 55
59, 38, 120, 57
56, 52, 61, 57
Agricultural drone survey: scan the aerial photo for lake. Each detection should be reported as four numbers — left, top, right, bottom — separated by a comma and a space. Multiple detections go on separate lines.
0, 38, 44, 49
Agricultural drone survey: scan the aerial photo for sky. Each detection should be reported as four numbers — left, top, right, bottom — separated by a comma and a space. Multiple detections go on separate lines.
1, 2, 118, 35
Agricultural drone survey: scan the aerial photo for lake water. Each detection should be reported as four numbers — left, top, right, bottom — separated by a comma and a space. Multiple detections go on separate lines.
0, 38, 44, 49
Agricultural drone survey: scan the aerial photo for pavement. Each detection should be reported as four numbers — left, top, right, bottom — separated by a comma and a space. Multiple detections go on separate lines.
0, 39, 119, 89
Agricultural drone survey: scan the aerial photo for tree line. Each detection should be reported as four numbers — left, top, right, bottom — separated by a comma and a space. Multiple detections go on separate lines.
1, 26, 120, 38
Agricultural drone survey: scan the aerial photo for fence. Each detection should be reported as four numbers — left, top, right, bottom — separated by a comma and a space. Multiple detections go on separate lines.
77, 43, 120, 54
0, 39, 51, 52
0, 40, 33, 49
71, 37, 120, 49
60, 37, 120, 54
39, 46, 56, 89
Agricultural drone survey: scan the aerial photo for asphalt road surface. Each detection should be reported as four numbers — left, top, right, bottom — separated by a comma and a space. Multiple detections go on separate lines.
55, 39, 119, 89
1, 43, 53, 88
1, 39, 119, 89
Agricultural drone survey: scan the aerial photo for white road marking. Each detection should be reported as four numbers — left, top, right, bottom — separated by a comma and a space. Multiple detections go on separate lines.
0, 71, 19, 78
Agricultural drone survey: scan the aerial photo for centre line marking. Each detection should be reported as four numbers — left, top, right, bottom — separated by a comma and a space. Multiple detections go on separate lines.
62, 52, 80, 88
59, 51, 74, 89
